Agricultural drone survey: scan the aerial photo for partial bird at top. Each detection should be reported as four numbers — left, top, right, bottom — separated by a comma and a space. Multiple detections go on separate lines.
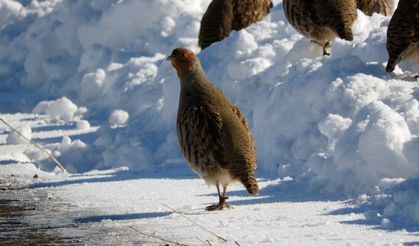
386, 0, 419, 73
283, 0, 357, 56
356, 0, 394, 16
199, 0, 273, 50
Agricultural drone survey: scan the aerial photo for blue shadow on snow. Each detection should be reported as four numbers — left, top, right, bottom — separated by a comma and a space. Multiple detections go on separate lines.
75, 212, 171, 224
28, 166, 196, 189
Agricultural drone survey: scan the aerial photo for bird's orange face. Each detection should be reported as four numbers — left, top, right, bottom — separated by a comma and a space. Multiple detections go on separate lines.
167, 48, 198, 78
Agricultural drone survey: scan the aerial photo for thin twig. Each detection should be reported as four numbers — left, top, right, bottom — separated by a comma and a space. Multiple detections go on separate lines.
235, 241, 241, 246
161, 203, 228, 242
206, 240, 212, 246
165, 227, 179, 245
0, 117, 68, 174
128, 226, 188, 246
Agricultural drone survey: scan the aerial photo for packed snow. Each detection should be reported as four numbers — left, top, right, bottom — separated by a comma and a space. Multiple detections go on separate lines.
0, 0, 419, 243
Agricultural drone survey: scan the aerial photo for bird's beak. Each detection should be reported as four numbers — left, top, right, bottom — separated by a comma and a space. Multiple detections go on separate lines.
167, 54, 174, 61
270, 2, 273, 9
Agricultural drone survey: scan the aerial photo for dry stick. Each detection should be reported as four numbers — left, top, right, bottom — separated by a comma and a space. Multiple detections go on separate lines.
161, 203, 228, 243
128, 226, 189, 246
0, 117, 68, 174
165, 227, 180, 245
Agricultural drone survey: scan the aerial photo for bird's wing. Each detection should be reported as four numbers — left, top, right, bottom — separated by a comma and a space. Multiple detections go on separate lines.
283, 0, 317, 37
315, 0, 357, 41
387, 1, 417, 68
231, 104, 257, 169
415, 1, 419, 42
198, 0, 234, 49
231, 0, 270, 31
356, 0, 394, 16
178, 105, 226, 167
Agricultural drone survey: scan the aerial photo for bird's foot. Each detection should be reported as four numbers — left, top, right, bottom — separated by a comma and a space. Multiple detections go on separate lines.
322, 41, 331, 56
310, 40, 331, 56
205, 202, 231, 211
205, 196, 231, 211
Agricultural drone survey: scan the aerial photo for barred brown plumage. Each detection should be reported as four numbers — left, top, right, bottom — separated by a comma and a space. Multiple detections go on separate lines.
198, 0, 273, 50
168, 48, 259, 211
386, 0, 419, 73
283, 0, 357, 56
356, 0, 394, 16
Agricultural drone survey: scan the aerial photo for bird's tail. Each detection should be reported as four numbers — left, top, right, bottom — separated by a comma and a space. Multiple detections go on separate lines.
337, 26, 354, 41
240, 171, 259, 196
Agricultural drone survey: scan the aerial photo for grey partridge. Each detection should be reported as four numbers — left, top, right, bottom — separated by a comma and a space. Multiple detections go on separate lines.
356, 0, 394, 16
283, 0, 357, 55
167, 48, 259, 210
199, 0, 273, 50
386, 0, 419, 73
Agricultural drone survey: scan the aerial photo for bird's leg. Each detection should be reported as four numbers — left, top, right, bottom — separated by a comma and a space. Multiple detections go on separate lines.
310, 40, 331, 56
206, 184, 231, 211
221, 184, 231, 209
322, 41, 331, 56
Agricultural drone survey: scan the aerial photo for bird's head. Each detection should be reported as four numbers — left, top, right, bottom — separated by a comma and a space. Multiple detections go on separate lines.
167, 48, 201, 79
264, 0, 273, 15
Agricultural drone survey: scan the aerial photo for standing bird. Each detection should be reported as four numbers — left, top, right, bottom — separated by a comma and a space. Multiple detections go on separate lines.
283, 0, 357, 55
386, 0, 419, 73
198, 0, 273, 50
167, 48, 259, 210
356, 0, 394, 16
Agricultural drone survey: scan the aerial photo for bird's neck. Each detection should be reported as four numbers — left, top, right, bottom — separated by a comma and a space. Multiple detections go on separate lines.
179, 67, 210, 90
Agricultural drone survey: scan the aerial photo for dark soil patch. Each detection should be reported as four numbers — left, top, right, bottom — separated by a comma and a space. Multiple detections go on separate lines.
0, 184, 83, 245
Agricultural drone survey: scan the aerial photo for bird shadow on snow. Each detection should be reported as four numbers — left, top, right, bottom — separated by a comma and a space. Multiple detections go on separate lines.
201, 177, 344, 207
28, 166, 197, 189
74, 211, 171, 224
33, 131, 98, 147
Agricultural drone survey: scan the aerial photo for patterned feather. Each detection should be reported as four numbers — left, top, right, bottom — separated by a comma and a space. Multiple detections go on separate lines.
386, 0, 419, 72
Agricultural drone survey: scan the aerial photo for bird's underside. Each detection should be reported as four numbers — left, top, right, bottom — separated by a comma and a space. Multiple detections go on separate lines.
283, 0, 357, 56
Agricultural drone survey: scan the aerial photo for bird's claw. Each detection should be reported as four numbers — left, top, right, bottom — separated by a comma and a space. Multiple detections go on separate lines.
205, 202, 231, 211
205, 196, 231, 211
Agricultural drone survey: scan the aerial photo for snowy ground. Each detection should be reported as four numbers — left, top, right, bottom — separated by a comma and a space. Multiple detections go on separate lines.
1, 114, 419, 245
1, 0, 419, 244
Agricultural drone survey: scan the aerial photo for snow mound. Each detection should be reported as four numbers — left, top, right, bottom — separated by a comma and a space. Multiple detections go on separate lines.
108, 109, 129, 128
383, 178, 419, 226
32, 97, 81, 121
5, 125, 32, 144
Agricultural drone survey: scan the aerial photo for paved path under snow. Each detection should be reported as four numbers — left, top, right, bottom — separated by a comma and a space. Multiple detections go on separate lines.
1, 165, 418, 245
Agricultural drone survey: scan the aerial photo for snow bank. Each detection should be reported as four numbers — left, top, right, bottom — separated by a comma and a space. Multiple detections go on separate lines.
382, 178, 419, 227
32, 97, 81, 121
5, 124, 32, 144
1, 0, 419, 227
